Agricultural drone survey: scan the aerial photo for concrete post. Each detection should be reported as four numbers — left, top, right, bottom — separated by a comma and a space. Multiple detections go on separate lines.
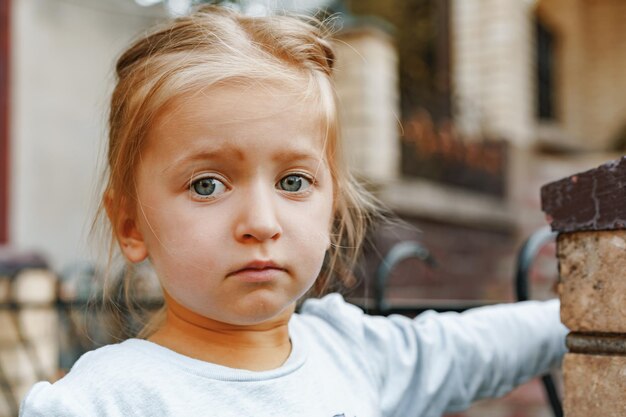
333, 24, 400, 183
541, 156, 626, 417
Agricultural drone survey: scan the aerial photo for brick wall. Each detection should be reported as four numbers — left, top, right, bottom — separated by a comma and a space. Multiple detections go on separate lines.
451, 0, 535, 146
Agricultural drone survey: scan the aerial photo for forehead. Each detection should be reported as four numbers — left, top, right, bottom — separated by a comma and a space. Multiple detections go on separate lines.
145, 81, 328, 157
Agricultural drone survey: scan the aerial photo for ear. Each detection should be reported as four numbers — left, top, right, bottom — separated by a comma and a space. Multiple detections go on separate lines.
104, 191, 149, 264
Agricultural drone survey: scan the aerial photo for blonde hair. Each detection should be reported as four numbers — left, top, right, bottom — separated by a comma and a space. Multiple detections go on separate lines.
100, 5, 381, 337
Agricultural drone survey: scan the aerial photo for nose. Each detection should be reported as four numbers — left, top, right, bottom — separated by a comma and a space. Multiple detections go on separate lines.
234, 182, 282, 243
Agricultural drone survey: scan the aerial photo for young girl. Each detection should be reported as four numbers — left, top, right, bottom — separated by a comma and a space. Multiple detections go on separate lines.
20, 5, 566, 417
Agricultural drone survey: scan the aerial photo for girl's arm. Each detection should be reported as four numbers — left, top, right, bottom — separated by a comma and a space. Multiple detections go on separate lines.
302, 295, 567, 417
364, 299, 567, 416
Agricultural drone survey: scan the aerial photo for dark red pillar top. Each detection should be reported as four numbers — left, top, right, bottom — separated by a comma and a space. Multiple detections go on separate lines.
540, 156, 626, 233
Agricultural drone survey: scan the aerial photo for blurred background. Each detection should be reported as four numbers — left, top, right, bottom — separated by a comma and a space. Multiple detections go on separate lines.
0, 0, 625, 416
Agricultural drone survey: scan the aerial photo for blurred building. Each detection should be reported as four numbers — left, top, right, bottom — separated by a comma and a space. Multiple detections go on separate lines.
1, 0, 162, 267
335, 0, 624, 305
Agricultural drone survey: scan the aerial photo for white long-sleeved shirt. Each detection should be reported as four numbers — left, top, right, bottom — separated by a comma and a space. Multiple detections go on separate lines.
20, 294, 567, 417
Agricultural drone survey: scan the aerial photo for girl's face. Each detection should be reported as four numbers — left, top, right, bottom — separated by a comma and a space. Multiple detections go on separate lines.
126, 82, 334, 326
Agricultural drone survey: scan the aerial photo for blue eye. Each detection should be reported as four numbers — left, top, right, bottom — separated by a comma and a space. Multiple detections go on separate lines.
277, 174, 312, 192
191, 177, 227, 198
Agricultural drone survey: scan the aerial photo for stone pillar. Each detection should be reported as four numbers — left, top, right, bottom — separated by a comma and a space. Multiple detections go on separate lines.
333, 23, 400, 183
541, 156, 626, 417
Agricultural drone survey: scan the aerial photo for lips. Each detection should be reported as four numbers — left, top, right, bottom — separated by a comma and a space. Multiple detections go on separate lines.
227, 260, 286, 282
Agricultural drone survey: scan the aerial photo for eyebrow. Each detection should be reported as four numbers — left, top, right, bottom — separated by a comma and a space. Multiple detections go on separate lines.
162, 147, 242, 174
271, 148, 324, 163
162, 142, 325, 174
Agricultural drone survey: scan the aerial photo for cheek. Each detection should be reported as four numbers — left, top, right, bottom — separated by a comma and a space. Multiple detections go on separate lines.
288, 204, 333, 255
305, 189, 334, 235
136, 206, 173, 249
134, 206, 195, 267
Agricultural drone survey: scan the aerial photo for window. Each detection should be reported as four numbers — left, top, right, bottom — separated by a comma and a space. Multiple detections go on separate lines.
536, 17, 556, 120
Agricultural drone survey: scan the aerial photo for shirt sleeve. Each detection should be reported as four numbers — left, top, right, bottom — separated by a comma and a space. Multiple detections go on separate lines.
20, 382, 88, 417
302, 295, 568, 417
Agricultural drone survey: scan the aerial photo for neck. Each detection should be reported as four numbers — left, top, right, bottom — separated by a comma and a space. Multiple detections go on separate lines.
148, 292, 293, 371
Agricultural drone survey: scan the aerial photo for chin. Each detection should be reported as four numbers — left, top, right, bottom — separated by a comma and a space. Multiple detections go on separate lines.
226, 298, 296, 326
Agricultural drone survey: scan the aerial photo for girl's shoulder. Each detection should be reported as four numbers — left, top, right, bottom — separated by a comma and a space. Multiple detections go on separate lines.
298, 293, 363, 321
59, 339, 157, 382
295, 293, 372, 342
293, 293, 392, 374
20, 339, 165, 417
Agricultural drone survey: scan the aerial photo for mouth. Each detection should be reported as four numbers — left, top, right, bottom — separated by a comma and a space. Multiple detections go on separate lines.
227, 260, 286, 282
